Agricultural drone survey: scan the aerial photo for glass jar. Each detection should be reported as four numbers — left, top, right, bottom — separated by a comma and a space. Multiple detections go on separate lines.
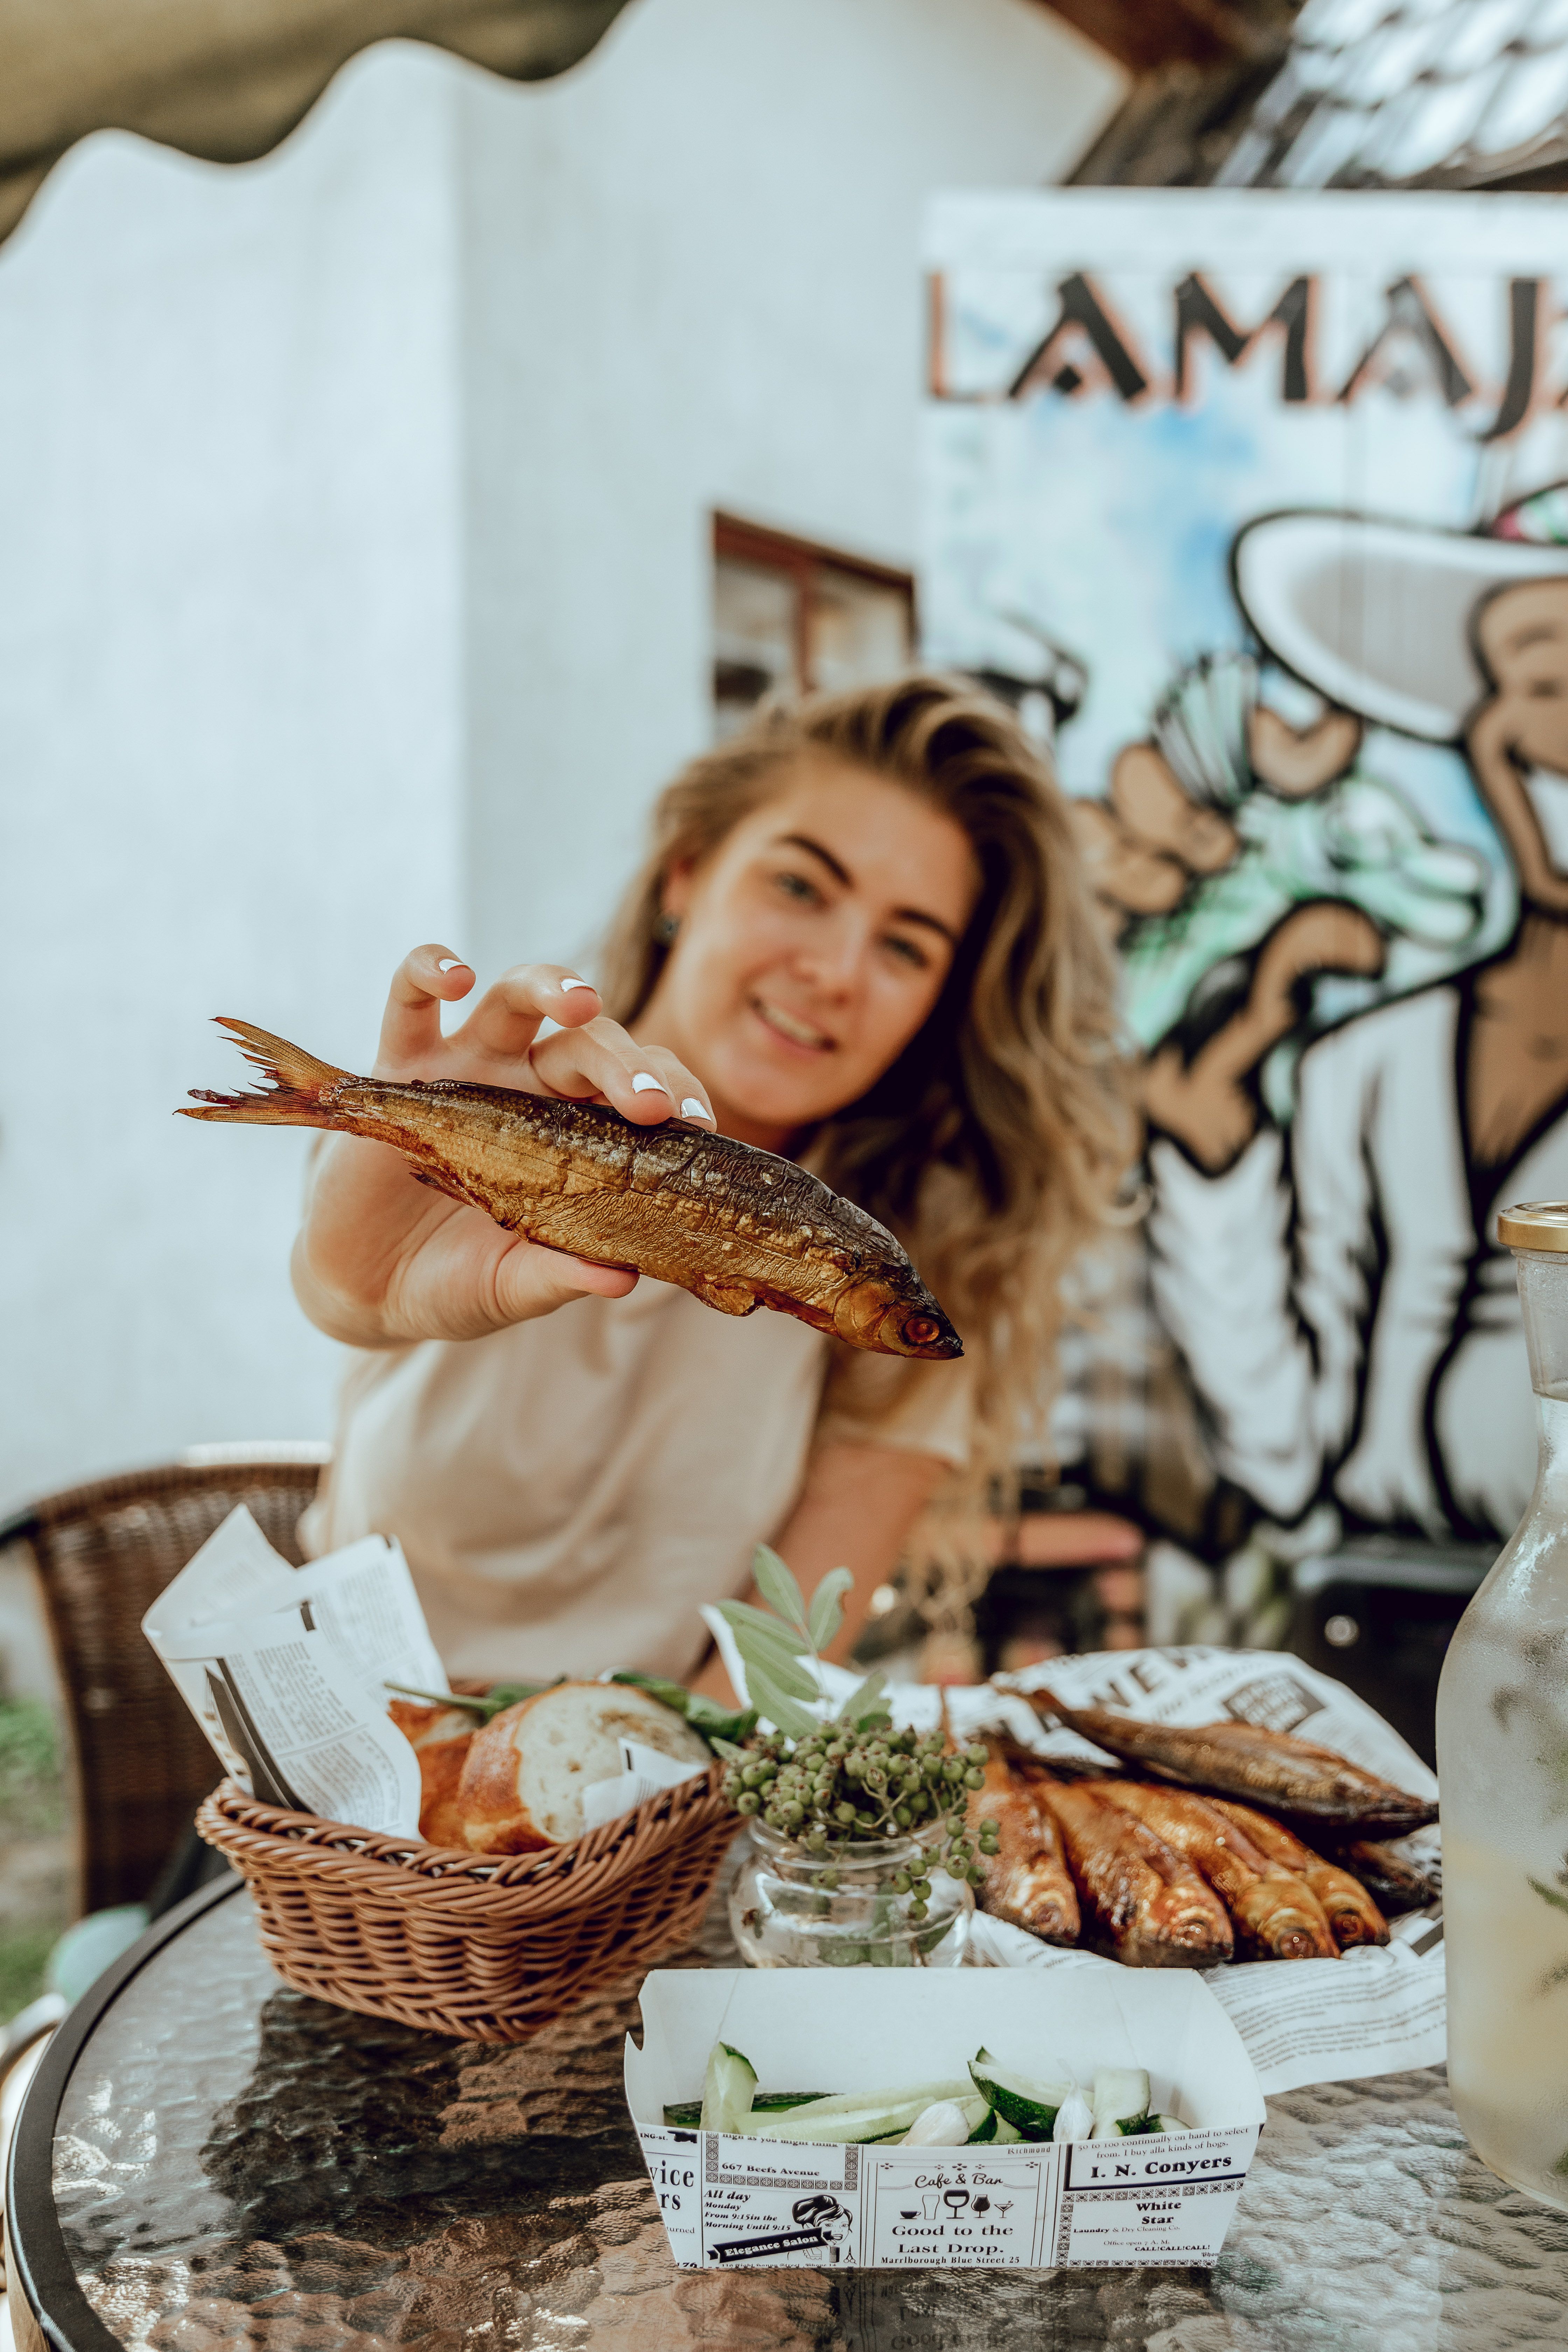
728, 1821, 971, 1968
1438, 1202, 1568, 2207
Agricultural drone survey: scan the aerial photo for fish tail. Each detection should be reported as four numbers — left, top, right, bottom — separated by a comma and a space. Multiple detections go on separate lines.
178, 1017, 356, 1130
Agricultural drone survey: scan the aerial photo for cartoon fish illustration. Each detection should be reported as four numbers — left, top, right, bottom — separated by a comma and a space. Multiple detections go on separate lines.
180, 1019, 962, 1360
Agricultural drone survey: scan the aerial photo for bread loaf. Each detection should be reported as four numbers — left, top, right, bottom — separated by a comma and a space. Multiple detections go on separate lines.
388, 1699, 476, 1848
456, 1681, 711, 1854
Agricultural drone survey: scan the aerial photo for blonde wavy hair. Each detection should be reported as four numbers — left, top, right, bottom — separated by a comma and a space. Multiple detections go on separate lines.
600, 672, 1133, 1511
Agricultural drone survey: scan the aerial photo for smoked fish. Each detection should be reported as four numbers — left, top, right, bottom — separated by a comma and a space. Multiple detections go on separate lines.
1326, 1836, 1440, 1915
1033, 1776, 1233, 1968
1206, 1799, 1389, 1948
1096, 1780, 1337, 1961
969, 1751, 1080, 1945
1027, 1688, 1437, 1839
181, 1020, 961, 1359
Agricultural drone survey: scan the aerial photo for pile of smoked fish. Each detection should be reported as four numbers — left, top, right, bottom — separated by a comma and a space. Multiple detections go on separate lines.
969, 1688, 1440, 1968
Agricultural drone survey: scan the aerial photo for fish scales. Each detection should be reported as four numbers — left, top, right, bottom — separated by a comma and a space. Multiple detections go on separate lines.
326, 1082, 866, 1298
180, 1019, 962, 1358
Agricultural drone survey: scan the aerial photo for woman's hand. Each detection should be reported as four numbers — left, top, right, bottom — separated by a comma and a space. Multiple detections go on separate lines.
292, 944, 715, 1348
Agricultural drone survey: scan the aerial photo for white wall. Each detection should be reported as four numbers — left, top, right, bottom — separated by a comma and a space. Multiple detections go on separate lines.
0, 59, 466, 1513
459, 0, 1123, 975
0, 3, 1121, 1517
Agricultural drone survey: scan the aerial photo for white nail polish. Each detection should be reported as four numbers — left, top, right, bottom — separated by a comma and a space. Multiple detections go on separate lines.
559, 976, 595, 993
681, 1098, 715, 1121
632, 1072, 669, 1096
437, 957, 468, 973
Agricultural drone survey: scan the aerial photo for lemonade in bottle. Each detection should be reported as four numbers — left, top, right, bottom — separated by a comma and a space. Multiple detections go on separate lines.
1438, 1200, 1568, 2206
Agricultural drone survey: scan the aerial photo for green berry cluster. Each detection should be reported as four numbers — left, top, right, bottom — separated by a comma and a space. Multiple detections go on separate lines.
721, 1720, 1002, 1918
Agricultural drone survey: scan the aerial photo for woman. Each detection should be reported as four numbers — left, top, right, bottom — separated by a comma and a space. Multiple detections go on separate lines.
295, 674, 1128, 1689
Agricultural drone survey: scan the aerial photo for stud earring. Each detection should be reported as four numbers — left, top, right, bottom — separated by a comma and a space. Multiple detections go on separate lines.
654, 910, 681, 945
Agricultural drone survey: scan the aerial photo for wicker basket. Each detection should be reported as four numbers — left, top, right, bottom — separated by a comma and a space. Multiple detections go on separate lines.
196, 1764, 737, 2041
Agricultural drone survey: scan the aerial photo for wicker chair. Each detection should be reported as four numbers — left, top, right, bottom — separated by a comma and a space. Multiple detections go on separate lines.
0, 1447, 329, 1918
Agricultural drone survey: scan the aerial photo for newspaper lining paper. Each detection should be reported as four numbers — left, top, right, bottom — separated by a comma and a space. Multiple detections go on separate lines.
143, 1505, 697, 1843
581, 1738, 707, 1832
702, 1621, 1447, 2101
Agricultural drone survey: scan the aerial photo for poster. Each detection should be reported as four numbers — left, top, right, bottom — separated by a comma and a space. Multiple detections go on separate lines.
923, 191, 1568, 1581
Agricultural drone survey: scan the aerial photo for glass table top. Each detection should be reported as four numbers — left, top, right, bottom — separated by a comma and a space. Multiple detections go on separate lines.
34, 1878, 1568, 2350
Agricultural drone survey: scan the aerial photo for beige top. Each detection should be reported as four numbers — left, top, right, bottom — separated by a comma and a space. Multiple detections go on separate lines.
299, 1279, 971, 1685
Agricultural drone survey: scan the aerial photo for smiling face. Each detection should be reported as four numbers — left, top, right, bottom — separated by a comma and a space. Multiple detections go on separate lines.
637, 754, 981, 1152
1476, 580, 1568, 776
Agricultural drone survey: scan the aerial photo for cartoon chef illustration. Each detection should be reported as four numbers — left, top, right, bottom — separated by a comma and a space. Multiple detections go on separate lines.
1100, 480, 1568, 1543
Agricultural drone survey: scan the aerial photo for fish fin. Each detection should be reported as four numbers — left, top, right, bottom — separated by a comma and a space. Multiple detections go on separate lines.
692, 1274, 762, 1318
410, 1166, 475, 1206
178, 1018, 356, 1128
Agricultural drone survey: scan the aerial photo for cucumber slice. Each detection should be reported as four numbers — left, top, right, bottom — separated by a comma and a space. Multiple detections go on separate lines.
1090, 2067, 1151, 2141
745, 2080, 969, 2144
748, 2096, 936, 2144
747, 2078, 969, 2126
967, 2047, 1073, 2140
971, 2106, 1025, 2145
699, 2041, 758, 2135
663, 2091, 826, 2129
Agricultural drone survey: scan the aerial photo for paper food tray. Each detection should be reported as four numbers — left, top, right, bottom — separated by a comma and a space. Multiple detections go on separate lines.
627, 1967, 1265, 2272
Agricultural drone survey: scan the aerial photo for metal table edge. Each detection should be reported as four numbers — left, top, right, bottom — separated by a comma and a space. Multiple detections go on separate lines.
5, 1873, 245, 2352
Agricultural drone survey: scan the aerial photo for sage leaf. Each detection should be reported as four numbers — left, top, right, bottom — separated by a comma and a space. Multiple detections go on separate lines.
807, 1566, 853, 1654
752, 1544, 812, 1639
733, 1639, 821, 1704
747, 1664, 822, 1740
715, 1599, 812, 1664
835, 1667, 889, 1727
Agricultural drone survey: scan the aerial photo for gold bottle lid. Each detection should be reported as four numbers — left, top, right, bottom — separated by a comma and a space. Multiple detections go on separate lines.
1498, 1201, 1568, 1253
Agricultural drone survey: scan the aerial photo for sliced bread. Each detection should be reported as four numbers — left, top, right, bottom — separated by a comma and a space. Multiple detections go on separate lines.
456, 1681, 711, 1854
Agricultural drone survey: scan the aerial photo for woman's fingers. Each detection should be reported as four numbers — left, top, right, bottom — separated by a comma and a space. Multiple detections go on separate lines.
370, 953, 714, 1127
527, 1019, 715, 1125
458, 963, 604, 1066
377, 945, 476, 1073
492, 1244, 639, 1324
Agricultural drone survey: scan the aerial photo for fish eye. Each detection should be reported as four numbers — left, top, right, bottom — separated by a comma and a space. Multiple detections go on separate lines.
904, 1315, 941, 1346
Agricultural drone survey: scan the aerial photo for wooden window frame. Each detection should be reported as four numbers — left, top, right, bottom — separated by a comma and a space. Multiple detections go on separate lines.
713, 513, 916, 697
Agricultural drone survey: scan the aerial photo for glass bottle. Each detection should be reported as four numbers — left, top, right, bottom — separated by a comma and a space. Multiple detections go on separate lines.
729, 1821, 971, 1968
1438, 1201, 1568, 2207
